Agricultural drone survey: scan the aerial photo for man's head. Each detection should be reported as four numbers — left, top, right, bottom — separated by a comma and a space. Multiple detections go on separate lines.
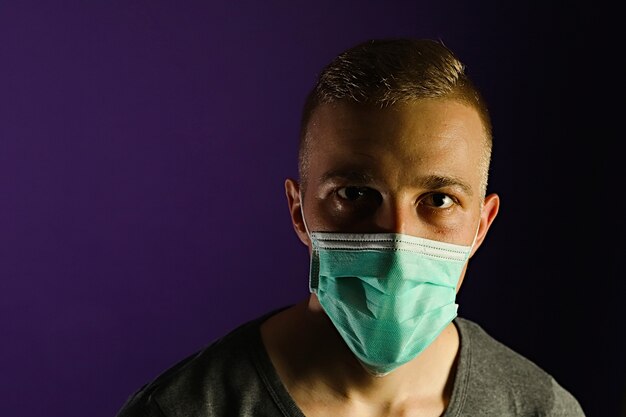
285, 38, 500, 290
298, 38, 493, 198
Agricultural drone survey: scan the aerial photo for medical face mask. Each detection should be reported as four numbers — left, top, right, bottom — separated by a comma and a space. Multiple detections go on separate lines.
300, 197, 479, 376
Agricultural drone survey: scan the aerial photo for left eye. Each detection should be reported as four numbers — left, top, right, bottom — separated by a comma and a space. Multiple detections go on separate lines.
422, 193, 455, 209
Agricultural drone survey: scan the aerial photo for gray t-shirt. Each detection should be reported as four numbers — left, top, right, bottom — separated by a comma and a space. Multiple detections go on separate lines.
116, 309, 585, 416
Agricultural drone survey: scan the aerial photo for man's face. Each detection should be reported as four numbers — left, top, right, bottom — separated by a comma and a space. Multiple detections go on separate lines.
286, 98, 499, 289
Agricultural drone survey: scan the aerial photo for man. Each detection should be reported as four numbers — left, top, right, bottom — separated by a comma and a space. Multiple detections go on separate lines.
117, 38, 585, 416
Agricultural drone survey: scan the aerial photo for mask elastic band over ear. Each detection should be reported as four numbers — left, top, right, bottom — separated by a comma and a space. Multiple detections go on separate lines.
470, 213, 482, 250
299, 191, 311, 238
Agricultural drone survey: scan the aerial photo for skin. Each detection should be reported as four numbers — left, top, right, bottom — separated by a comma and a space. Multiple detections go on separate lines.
261, 98, 500, 417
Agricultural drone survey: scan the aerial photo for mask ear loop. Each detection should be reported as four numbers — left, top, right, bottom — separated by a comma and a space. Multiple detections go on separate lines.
469, 213, 482, 252
300, 191, 319, 293
299, 191, 311, 239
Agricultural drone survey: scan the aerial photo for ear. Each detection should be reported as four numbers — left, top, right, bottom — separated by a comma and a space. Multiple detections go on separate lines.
469, 193, 500, 258
285, 178, 311, 247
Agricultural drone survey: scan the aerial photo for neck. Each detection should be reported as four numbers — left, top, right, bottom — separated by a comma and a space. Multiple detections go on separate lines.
261, 296, 460, 408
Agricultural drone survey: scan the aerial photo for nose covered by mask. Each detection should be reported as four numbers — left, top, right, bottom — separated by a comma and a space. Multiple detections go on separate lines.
301, 195, 479, 376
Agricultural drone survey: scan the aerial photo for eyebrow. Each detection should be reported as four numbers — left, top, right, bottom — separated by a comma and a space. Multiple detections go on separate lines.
319, 170, 474, 196
420, 175, 473, 196
320, 169, 376, 184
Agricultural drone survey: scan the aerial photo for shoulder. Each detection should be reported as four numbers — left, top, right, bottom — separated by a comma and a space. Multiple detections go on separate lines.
454, 317, 585, 416
115, 312, 276, 417
456, 317, 553, 385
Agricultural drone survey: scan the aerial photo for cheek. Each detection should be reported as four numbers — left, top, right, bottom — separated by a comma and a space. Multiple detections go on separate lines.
420, 209, 477, 245
314, 194, 377, 231
304, 195, 348, 232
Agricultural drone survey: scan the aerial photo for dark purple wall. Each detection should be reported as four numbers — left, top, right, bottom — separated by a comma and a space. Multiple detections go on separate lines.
1, 2, 623, 417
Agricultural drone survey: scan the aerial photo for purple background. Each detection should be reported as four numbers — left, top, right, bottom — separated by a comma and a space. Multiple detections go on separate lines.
1, 2, 623, 417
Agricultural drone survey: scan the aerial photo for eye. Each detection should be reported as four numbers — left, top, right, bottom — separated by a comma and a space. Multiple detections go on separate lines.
337, 186, 372, 201
422, 193, 455, 209
331, 185, 383, 223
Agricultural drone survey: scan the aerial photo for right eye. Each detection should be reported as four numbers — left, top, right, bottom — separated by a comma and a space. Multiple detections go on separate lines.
337, 186, 371, 201
334, 186, 382, 216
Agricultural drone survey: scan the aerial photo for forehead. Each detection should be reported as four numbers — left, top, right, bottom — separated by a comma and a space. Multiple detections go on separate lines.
304, 99, 487, 192
307, 99, 486, 151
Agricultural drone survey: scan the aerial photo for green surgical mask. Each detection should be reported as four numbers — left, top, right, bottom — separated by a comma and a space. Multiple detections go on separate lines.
301, 195, 478, 375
